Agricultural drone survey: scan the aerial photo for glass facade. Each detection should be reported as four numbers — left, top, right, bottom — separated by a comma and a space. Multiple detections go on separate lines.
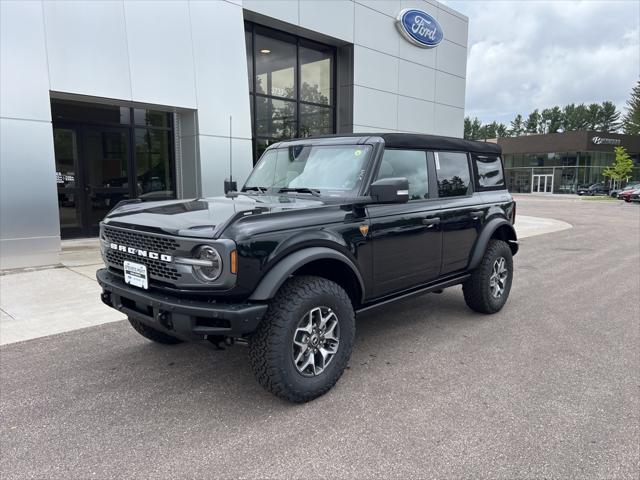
51, 100, 175, 237
504, 151, 640, 194
245, 22, 336, 162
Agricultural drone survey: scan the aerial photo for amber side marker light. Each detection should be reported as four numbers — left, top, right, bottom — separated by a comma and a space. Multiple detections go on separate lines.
230, 250, 238, 274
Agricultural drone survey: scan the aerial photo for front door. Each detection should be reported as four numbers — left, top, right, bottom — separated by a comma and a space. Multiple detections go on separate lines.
54, 125, 132, 237
531, 174, 553, 194
367, 149, 442, 297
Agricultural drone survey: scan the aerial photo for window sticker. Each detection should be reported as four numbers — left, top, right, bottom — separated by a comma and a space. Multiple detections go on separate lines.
354, 149, 362, 157
434, 152, 441, 170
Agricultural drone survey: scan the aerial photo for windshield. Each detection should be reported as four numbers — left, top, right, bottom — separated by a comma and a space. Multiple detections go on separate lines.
243, 145, 372, 197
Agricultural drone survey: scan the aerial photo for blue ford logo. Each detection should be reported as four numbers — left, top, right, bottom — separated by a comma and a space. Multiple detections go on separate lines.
396, 9, 444, 48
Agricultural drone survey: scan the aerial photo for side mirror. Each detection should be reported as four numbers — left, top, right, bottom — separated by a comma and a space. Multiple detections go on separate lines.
369, 177, 409, 203
224, 178, 237, 194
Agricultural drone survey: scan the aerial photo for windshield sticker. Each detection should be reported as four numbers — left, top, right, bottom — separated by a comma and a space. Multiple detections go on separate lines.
354, 149, 362, 156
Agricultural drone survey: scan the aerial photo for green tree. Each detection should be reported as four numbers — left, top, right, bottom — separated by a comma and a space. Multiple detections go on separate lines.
598, 101, 621, 132
586, 103, 602, 130
464, 116, 482, 140
510, 114, 525, 136
525, 110, 540, 134
622, 80, 640, 135
603, 146, 635, 189
496, 123, 509, 138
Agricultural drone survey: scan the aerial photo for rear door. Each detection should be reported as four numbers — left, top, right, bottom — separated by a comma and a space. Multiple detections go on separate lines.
367, 149, 442, 297
433, 151, 480, 274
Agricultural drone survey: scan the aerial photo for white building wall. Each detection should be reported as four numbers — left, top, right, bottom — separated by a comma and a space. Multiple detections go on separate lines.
0, 0, 251, 268
242, 0, 468, 136
0, 0, 467, 269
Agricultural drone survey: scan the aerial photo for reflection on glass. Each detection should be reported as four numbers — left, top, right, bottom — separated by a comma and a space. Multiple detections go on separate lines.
436, 152, 471, 197
135, 129, 174, 198
300, 104, 332, 137
58, 192, 81, 229
245, 28, 253, 92
256, 98, 297, 139
51, 100, 130, 125
300, 44, 332, 105
54, 128, 79, 188
134, 109, 171, 128
89, 192, 129, 227
85, 129, 128, 188
254, 32, 296, 99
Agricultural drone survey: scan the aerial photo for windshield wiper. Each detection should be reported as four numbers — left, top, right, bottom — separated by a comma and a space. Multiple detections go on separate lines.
278, 187, 321, 197
242, 186, 267, 193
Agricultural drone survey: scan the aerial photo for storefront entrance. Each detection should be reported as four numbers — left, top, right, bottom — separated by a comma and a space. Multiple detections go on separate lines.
52, 100, 176, 238
531, 174, 554, 194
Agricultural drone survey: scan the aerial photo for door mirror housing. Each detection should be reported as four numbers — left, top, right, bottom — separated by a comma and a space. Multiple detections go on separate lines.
369, 177, 410, 204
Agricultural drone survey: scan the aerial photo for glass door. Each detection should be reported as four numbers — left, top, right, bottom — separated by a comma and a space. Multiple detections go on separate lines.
54, 128, 84, 237
53, 125, 132, 237
83, 126, 131, 235
531, 174, 554, 194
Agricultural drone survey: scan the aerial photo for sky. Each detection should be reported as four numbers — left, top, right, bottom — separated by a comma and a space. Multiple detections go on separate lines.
441, 0, 640, 126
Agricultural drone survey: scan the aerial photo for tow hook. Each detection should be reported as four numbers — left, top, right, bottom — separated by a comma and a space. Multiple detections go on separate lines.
158, 311, 173, 330
100, 292, 112, 306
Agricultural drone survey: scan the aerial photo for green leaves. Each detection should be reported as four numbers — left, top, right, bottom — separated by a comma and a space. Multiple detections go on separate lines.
622, 81, 640, 135
603, 147, 634, 183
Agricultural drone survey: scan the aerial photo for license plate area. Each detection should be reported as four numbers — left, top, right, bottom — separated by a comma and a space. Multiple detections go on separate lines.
124, 260, 148, 290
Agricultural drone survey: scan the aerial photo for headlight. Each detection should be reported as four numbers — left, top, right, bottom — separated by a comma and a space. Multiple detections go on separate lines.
193, 245, 222, 282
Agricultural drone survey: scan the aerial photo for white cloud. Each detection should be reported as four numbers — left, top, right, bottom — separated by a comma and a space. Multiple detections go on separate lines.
442, 0, 640, 125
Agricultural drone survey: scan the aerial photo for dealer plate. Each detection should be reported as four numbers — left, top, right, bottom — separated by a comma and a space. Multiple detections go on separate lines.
123, 260, 148, 290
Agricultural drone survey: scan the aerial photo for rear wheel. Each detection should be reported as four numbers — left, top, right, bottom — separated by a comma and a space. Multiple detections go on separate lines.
248, 275, 355, 403
463, 239, 513, 314
127, 317, 182, 344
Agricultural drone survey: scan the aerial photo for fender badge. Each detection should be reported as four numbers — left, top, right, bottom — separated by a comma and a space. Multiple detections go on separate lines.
359, 225, 369, 237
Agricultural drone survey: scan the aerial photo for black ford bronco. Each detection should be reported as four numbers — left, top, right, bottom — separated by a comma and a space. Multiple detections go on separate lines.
97, 133, 518, 402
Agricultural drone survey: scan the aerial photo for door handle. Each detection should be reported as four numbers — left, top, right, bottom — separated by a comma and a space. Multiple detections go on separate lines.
422, 217, 440, 228
470, 210, 485, 219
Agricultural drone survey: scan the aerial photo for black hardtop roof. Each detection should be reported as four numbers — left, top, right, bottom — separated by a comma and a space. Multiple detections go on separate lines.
272, 133, 502, 155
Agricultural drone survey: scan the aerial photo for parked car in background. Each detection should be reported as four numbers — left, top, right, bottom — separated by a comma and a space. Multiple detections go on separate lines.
630, 189, 640, 203
613, 183, 640, 199
577, 183, 610, 196
620, 187, 640, 202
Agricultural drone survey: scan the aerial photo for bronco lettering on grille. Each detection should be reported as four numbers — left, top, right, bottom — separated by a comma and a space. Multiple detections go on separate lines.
109, 243, 173, 262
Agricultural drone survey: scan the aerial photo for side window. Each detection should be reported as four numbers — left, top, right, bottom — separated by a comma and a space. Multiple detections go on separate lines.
435, 151, 471, 197
376, 149, 429, 200
473, 153, 505, 189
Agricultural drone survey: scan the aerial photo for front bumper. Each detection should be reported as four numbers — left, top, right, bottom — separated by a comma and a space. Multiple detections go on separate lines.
97, 268, 268, 340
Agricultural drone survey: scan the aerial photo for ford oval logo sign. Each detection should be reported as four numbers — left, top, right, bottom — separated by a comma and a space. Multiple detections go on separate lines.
396, 9, 444, 48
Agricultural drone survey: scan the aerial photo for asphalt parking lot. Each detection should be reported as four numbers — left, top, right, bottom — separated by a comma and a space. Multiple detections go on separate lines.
1, 196, 638, 479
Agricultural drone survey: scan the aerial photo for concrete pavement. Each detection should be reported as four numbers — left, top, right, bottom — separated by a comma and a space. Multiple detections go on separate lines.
0, 212, 570, 346
0, 196, 638, 479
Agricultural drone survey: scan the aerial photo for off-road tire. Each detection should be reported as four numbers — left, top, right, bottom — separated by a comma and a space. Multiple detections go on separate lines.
463, 239, 513, 314
248, 275, 355, 403
128, 316, 183, 344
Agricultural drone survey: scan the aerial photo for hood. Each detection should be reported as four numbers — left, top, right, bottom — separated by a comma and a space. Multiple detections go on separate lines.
102, 194, 327, 238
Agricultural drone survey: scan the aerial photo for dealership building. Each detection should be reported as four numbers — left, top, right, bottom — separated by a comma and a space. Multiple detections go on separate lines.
498, 132, 640, 194
0, 0, 468, 269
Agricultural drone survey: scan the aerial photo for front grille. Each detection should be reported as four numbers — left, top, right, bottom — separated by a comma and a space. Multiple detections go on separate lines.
103, 226, 182, 282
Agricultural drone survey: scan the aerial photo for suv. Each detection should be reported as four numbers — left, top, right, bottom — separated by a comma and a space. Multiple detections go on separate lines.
97, 134, 518, 402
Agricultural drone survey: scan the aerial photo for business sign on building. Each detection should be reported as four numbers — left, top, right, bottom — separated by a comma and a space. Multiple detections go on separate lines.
591, 136, 621, 146
396, 9, 444, 48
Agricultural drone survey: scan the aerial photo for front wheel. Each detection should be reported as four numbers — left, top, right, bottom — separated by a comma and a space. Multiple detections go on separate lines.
463, 239, 513, 314
248, 275, 355, 403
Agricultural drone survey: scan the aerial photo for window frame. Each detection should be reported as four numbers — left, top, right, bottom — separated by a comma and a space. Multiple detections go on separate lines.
432, 150, 475, 199
470, 152, 506, 192
245, 21, 337, 163
371, 148, 438, 202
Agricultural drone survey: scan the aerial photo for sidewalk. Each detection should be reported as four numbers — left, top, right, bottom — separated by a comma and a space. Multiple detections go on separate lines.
0, 215, 572, 346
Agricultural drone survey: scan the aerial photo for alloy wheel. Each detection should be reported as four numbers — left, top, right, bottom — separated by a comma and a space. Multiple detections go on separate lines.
292, 306, 340, 377
489, 256, 509, 298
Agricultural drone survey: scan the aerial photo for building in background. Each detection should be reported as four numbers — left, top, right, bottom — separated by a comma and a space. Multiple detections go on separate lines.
499, 131, 640, 194
0, 0, 468, 269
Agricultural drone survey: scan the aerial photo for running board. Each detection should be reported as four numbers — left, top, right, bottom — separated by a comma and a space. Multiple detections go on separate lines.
356, 274, 470, 315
